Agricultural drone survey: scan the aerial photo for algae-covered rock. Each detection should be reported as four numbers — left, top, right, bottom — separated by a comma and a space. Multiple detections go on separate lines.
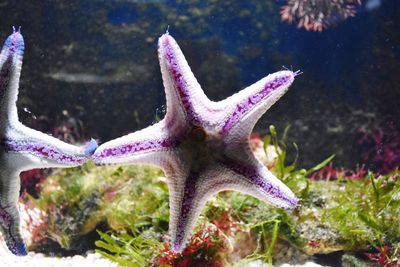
31, 162, 166, 253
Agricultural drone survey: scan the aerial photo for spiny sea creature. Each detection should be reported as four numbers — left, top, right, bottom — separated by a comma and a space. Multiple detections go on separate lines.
93, 32, 299, 252
0, 28, 97, 256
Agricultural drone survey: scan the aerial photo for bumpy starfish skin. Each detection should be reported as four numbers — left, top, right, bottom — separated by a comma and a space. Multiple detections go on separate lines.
93, 32, 299, 252
0, 28, 97, 256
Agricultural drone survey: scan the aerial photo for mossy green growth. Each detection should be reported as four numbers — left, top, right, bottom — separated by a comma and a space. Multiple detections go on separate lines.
96, 227, 162, 267
321, 170, 400, 249
33, 162, 167, 250
32, 125, 400, 266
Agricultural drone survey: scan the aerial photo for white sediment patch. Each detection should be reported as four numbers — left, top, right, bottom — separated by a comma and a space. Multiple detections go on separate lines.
247, 260, 324, 267
0, 248, 117, 267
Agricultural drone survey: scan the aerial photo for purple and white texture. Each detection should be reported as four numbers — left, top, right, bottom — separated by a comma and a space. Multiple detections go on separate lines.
0, 28, 97, 256
93, 32, 299, 252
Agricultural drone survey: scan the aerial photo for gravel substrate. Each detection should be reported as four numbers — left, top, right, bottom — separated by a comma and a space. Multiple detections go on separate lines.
0, 245, 323, 267
0, 245, 116, 267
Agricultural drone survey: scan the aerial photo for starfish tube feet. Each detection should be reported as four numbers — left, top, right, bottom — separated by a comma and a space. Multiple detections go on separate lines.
92, 32, 299, 253
3, 27, 24, 56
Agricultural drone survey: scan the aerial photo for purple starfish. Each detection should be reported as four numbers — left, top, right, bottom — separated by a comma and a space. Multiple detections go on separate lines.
0, 28, 97, 256
93, 32, 299, 252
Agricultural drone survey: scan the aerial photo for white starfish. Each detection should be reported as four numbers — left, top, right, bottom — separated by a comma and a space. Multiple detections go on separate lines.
93, 32, 299, 252
0, 28, 97, 256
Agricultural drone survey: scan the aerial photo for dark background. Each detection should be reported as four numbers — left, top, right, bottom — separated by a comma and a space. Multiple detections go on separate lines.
0, 0, 399, 169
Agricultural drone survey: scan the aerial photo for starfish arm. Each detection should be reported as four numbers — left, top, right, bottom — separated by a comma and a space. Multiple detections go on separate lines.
220, 156, 299, 209
0, 29, 95, 171
158, 33, 213, 128
217, 70, 296, 138
2, 124, 96, 171
168, 159, 297, 254
0, 169, 27, 256
92, 121, 178, 166
167, 168, 213, 252
0, 29, 24, 123
166, 160, 298, 253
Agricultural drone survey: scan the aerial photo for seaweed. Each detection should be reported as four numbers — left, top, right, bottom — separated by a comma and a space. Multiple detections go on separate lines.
96, 226, 161, 267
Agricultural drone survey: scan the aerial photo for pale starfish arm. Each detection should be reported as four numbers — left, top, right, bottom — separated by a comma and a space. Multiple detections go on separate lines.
0, 169, 27, 256
158, 33, 213, 127
3, 124, 96, 171
167, 168, 212, 252
92, 120, 178, 166
221, 143, 298, 209
0, 29, 95, 171
220, 159, 299, 209
166, 161, 298, 252
218, 70, 297, 137
0, 28, 24, 123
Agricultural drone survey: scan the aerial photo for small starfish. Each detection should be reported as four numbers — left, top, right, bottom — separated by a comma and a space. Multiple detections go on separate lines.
0, 28, 97, 256
93, 32, 299, 252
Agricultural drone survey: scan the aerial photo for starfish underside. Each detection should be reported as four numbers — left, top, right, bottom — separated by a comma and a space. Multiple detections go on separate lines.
0, 28, 97, 256
93, 32, 299, 252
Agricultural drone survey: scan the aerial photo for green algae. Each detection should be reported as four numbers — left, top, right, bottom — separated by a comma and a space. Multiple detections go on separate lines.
322, 171, 400, 250
31, 126, 400, 265
33, 162, 166, 251
95, 227, 161, 267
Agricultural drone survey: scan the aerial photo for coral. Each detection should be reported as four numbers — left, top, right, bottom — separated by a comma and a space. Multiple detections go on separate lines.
280, 0, 362, 31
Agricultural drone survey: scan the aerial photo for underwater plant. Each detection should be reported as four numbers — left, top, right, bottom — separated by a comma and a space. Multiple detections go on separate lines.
365, 245, 399, 267
280, 0, 362, 31
309, 162, 367, 181
0, 28, 97, 256
93, 32, 300, 252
